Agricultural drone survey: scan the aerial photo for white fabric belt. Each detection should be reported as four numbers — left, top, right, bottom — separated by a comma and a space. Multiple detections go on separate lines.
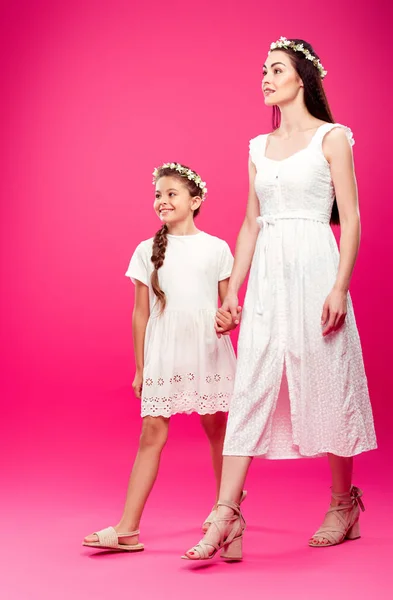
256, 211, 330, 227
255, 212, 330, 315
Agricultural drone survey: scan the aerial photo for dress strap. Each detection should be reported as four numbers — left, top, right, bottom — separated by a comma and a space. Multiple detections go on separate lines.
249, 134, 268, 165
312, 123, 355, 149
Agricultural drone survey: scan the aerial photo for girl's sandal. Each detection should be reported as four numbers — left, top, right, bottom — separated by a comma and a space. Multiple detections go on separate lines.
83, 527, 144, 552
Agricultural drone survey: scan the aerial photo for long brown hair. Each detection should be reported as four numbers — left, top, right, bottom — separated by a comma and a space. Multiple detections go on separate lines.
270, 40, 339, 225
151, 164, 202, 313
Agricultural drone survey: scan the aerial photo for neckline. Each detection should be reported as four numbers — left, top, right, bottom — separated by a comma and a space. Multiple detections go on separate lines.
166, 231, 204, 238
263, 123, 327, 163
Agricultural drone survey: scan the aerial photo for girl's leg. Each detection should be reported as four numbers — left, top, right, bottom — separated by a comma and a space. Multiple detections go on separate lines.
309, 453, 354, 546
200, 412, 227, 502
85, 415, 169, 545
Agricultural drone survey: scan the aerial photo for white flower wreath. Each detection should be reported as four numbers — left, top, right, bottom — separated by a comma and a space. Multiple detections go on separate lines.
269, 36, 327, 79
152, 163, 208, 200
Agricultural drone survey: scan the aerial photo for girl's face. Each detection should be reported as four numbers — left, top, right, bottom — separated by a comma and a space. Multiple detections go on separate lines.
262, 50, 303, 106
154, 176, 201, 225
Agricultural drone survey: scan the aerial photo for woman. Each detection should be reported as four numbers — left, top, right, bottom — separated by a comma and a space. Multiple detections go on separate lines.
182, 37, 377, 561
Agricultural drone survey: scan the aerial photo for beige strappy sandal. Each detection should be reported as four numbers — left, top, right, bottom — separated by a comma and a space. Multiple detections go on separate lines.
183, 500, 246, 561
83, 527, 144, 552
309, 486, 365, 547
202, 490, 247, 533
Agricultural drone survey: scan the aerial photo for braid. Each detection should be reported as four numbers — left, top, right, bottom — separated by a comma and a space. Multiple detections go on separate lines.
151, 224, 169, 313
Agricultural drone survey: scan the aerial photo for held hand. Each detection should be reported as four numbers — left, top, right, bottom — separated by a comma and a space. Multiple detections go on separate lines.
215, 292, 242, 338
132, 370, 143, 399
222, 292, 242, 325
321, 288, 348, 337
215, 307, 241, 337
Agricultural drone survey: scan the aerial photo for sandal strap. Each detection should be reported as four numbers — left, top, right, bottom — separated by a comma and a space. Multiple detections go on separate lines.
117, 530, 140, 537
312, 487, 365, 544
94, 527, 140, 547
190, 541, 219, 559
203, 491, 247, 526
217, 500, 241, 514
331, 486, 365, 512
312, 527, 344, 545
94, 527, 119, 548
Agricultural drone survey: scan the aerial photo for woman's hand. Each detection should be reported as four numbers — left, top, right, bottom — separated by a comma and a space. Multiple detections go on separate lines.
215, 291, 242, 338
132, 369, 143, 398
215, 308, 239, 337
321, 288, 348, 336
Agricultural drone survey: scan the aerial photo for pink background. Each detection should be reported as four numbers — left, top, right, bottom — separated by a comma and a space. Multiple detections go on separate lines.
1, 1, 392, 599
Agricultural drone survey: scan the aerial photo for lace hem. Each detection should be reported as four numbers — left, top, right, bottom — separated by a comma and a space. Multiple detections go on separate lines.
141, 391, 231, 417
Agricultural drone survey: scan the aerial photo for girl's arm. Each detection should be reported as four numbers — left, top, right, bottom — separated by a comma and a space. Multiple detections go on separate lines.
224, 157, 260, 321
132, 280, 150, 397
321, 128, 360, 336
218, 278, 230, 303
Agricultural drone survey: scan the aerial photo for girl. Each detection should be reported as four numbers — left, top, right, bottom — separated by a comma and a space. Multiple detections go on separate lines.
83, 162, 239, 552
183, 37, 377, 561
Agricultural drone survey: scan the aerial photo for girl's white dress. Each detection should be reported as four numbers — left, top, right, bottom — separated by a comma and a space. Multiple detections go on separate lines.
223, 123, 377, 458
126, 232, 236, 417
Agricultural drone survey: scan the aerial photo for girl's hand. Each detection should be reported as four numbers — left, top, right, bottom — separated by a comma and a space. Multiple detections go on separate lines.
215, 308, 240, 337
132, 370, 143, 398
215, 291, 242, 338
321, 288, 348, 337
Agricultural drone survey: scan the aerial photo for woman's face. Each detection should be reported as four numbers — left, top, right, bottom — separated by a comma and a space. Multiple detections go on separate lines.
262, 50, 303, 106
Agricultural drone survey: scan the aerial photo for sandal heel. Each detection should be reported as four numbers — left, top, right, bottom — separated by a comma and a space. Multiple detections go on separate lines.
346, 520, 360, 540
221, 536, 243, 560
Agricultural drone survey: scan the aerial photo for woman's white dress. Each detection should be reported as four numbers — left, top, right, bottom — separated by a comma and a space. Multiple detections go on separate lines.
223, 123, 377, 458
126, 232, 237, 417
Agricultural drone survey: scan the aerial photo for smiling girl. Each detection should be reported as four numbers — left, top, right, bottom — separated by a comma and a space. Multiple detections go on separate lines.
83, 163, 238, 552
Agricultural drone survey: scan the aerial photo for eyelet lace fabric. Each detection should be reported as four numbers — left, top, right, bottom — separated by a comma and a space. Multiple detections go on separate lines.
223, 124, 377, 458
126, 232, 236, 417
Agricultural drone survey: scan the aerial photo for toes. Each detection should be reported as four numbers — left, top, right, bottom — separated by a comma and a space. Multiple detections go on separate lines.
84, 534, 98, 543
310, 536, 329, 546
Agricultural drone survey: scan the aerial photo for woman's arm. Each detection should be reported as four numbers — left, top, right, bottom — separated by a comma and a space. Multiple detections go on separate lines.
321, 128, 360, 336
215, 279, 239, 336
224, 157, 261, 320
132, 280, 150, 397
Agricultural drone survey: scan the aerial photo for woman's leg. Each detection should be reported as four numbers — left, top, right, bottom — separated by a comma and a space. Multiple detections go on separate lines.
309, 453, 354, 546
85, 415, 169, 545
184, 454, 252, 558
329, 453, 353, 497
200, 412, 227, 502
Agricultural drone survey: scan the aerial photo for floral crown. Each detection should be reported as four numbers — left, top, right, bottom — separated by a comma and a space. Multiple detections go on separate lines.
269, 36, 327, 79
152, 163, 208, 200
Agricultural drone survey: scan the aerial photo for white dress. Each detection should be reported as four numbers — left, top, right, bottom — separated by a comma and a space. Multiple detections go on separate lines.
126, 232, 237, 417
223, 123, 377, 458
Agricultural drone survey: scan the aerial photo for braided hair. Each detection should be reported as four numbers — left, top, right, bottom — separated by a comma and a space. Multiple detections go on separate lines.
271, 40, 339, 225
151, 165, 202, 313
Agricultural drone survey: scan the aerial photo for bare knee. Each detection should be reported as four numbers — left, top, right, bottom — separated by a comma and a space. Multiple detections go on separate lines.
200, 412, 227, 442
139, 416, 169, 451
